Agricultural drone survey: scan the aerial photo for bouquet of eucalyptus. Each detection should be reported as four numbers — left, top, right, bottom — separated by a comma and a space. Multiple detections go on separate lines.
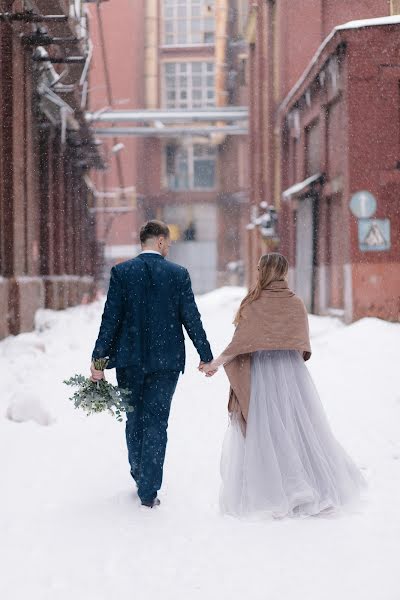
64, 358, 133, 422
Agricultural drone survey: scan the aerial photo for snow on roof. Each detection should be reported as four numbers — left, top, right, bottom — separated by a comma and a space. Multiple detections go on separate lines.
282, 173, 323, 199
337, 15, 400, 31
278, 15, 400, 119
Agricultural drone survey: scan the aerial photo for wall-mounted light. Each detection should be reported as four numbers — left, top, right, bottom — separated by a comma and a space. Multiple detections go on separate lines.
111, 142, 125, 154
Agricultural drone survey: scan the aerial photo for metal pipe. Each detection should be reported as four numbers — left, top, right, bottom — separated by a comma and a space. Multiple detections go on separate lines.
94, 126, 248, 137
21, 34, 80, 46
0, 12, 68, 22
32, 56, 86, 63
95, 1, 126, 192
144, 0, 159, 108
86, 108, 249, 123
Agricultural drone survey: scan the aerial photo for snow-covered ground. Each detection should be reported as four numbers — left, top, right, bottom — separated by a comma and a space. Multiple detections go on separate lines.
1, 287, 399, 600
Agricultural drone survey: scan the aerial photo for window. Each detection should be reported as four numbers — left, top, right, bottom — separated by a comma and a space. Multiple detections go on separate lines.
163, 0, 215, 46
166, 144, 217, 189
193, 144, 216, 188
390, 0, 400, 15
166, 145, 189, 190
164, 62, 215, 108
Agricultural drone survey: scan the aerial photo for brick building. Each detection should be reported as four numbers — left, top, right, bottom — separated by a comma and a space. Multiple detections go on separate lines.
0, 1, 103, 339
89, 0, 250, 293
279, 17, 400, 321
87, 0, 146, 276
246, 0, 400, 321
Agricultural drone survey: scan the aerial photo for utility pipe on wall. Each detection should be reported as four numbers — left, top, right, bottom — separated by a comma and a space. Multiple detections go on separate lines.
213, 0, 229, 146
144, 0, 158, 109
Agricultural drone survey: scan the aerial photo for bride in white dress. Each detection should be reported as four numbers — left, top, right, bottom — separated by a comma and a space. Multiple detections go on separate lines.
201, 253, 366, 519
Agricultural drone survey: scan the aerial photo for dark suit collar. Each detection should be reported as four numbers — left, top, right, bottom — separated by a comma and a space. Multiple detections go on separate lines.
137, 252, 165, 260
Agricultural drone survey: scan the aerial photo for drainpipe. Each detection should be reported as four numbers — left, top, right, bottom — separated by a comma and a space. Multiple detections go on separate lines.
145, 0, 159, 109
213, 0, 229, 146
215, 0, 228, 108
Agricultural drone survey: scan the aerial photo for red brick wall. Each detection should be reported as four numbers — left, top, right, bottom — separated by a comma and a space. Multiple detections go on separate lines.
278, 0, 323, 99
88, 0, 146, 192
279, 23, 400, 320
347, 27, 400, 268
277, 0, 390, 102
348, 32, 400, 321
323, 0, 389, 38
88, 0, 146, 249
0, 3, 98, 338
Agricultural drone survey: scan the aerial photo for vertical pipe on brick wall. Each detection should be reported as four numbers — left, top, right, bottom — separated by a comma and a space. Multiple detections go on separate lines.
145, 0, 159, 109
215, 0, 228, 108
249, 43, 256, 209
0, 2, 13, 337
255, 1, 263, 207
57, 149, 66, 276
0, 24, 3, 279
12, 32, 26, 278
25, 49, 40, 280
48, 131, 56, 278
67, 170, 75, 306
271, 1, 282, 211
39, 129, 49, 276
0, 5, 13, 280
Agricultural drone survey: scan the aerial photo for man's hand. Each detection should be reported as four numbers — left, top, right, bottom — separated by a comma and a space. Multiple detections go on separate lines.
90, 361, 105, 382
199, 361, 218, 377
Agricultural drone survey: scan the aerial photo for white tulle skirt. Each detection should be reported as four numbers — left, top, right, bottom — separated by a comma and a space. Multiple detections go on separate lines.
220, 350, 366, 519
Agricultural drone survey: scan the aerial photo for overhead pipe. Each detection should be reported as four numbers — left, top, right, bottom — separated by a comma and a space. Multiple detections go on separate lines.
93, 126, 248, 138
32, 55, 86, 63
0, 11, 68, 22
21, 32, 80, 46
86, 108, 249, 123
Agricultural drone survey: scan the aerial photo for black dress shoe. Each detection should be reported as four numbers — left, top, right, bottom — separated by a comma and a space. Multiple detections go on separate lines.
141, 497, 160, 508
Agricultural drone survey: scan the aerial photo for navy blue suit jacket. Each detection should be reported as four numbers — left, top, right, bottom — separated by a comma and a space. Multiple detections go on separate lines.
92, 253, 213, 372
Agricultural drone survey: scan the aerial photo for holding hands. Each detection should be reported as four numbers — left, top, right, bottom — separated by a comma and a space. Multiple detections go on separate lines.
199, 353, 234, 378
199, 359, 221, 377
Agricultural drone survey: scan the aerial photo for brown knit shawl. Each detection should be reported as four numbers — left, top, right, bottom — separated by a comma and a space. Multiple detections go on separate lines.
223, 280, 311, 424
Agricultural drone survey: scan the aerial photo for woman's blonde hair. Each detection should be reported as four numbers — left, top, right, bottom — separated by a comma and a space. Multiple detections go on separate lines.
233, 253, 289, 326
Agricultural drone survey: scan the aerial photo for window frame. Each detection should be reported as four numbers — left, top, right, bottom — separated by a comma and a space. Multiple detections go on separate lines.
163, 61, 216, 109
162, 0, 216, 47
391, 0, 400, 15
165, 142, 217, 191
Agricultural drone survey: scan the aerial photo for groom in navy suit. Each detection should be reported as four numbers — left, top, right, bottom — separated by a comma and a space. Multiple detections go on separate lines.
91, 220, 214, 507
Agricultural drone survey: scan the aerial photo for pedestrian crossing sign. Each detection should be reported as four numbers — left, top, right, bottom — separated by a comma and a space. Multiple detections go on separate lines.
358, 218, 390, 252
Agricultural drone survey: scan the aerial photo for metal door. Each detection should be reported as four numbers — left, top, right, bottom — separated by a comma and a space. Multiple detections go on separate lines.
295, 196, 314, 312
168, 240, 217, 294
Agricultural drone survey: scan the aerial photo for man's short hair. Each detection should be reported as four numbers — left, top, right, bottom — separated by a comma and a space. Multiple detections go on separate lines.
140, 220, 170, 245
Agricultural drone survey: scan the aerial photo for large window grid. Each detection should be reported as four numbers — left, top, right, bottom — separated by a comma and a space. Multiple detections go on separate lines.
163, 0, 215, 46
166, 143, 217, 190
164, 61, 215, 109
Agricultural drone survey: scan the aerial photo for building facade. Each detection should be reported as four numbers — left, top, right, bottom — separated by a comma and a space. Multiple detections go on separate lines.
0, 0, 102, 339
246, 0, 400, 321
279, 19, 400, 321
87, 0, 146, 278
89, 0, 250, 293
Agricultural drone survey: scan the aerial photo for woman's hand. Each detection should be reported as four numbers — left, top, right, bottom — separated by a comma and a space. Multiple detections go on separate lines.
199, 360, 218, 377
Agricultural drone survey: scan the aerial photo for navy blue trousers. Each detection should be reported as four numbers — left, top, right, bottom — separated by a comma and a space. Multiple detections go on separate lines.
116, 367, 180, 503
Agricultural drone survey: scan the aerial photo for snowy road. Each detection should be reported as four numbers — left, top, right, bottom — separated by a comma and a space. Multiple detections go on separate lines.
1, 288, 400, 600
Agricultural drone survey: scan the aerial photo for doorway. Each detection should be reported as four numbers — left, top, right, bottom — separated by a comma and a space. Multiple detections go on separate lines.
295, 194, 318, 312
